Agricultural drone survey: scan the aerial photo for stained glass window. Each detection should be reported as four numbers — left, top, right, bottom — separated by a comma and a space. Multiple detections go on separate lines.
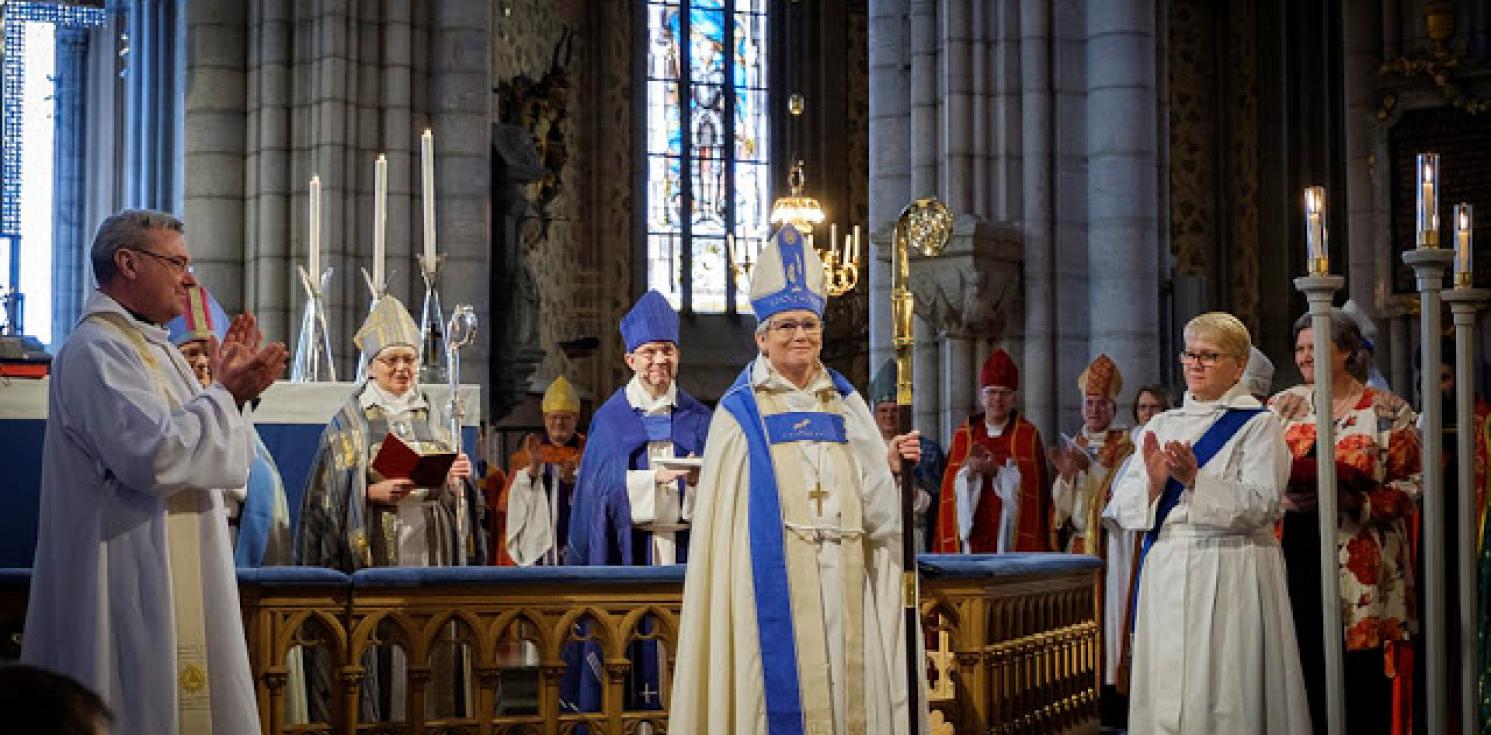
646, 0, 769, 315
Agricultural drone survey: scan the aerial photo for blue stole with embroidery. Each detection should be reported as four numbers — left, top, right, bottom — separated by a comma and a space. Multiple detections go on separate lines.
1130, 407, 1264, 629
719, 364, 854, 735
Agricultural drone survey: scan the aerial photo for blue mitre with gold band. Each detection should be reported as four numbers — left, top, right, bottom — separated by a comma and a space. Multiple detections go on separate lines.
750, 224, 827, 322
620, 289, 679, 352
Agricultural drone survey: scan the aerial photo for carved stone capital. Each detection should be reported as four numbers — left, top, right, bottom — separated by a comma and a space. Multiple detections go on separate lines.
889, 214, 1023, 339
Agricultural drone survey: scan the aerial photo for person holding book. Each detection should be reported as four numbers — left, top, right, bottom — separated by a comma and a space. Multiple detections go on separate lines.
295, 295, 482, 570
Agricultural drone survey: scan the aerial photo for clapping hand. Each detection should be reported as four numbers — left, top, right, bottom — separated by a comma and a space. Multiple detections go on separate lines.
1046, 445, 1090, 482
211, 313, 288, 407
1141, 433, 1168, 502
1141, 432, 1198, 502
524, 434, 544, 477
1162, 440, 1198, 488
964, 444, 996, 478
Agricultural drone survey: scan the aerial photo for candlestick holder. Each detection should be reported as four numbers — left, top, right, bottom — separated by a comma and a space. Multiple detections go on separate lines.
1292, 273, 1346, 735
1442, 285, 1489, 735
291, 266, 338, 382
1404, 246, 1453, 735
819, 234, 860, 297
418, 254, 448, 383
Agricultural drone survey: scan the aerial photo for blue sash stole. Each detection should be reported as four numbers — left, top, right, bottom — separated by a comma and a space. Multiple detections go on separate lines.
719, 366, 854, 735
1130, 407, 1264, 629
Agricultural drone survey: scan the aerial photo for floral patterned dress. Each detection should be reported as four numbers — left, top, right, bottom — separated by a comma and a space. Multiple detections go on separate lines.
1270, 385, 1422, 650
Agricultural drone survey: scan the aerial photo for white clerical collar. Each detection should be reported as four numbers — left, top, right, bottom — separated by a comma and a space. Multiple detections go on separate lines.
360, 380, 427, 414
1179, 381, 1259, 413
750, 355, 833, 395
626, 375, 677, 413
983, 416, 1010, 438
83, 290, 171, 345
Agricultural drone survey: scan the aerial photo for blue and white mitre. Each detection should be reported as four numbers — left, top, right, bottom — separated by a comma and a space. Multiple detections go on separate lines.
749, 224, 827, 322
620, 288, 680, 351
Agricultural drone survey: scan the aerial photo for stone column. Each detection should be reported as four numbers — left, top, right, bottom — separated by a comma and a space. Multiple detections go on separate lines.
909, 0, 939, 197
992, 2, 1021, 223
51, 29, 90, 338
942, 334, 974, 444
939, 0, 974, 214
248, 0, 292, 340
1341, 0, 1386, 361
867, 0, 910, 371
914, 317, 941, 440
1019, 0, 1055, 438
183, 0, 247, 311
429, 0, 493, 395
1086, 1, 1160, 404
381, 0, 415, 304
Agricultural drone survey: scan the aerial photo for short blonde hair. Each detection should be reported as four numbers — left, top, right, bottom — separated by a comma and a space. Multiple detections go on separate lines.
1183, 312, 1251, 360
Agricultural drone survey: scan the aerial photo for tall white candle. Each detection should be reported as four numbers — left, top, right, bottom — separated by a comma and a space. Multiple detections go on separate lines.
1417, 152, 1440, 247
830, 222, 839, 265
1455, 203, 1474, 287
1304, 186, 1328, 276
308, 175, 322, 280
851, 224, 861, 266
421, 129, 437, 266
373, 154, 387, 290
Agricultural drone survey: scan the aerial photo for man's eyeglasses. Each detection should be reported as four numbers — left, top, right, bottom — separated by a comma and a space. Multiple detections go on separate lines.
769, 318, 823, 335
128, 248, 193, 275
1178, 349, 1227, 366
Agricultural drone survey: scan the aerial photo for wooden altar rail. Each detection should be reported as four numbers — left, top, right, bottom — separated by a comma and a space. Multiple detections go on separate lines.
0, 554, 1100, 735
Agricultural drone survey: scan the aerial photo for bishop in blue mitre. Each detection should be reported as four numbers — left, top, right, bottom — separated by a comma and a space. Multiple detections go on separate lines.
567, 288, 712, 567
561, 288, 712, 717
670, 224, 926, 734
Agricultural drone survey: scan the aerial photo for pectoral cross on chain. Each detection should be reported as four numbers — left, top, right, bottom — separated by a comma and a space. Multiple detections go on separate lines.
808, 483, 830, 516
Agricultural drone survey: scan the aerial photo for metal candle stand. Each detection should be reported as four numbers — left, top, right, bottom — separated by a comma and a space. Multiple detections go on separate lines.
1403, 247, 1453, 735
1292, 273, 1346, 735
291, 266, 338, 382
1441, 285, 1488, 735
419, 254, 447, 384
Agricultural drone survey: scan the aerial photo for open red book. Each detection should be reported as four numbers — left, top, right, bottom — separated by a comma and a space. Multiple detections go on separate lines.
371, 432, 457, 488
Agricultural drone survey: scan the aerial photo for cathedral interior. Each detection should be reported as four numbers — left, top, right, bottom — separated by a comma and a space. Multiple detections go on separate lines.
3, 0, 1488, 440
2, 0, 1491, 732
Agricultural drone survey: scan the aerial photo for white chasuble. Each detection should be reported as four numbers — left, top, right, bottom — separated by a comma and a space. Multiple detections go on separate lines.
22, 291, 260, 735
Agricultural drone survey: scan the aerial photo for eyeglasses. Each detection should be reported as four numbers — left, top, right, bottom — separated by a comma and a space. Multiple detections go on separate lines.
128, 248, 193, 275
632, 344, 678, 361
375, 354, 418, 368
1178, 349, 1228, 366
768, 318, 823, 335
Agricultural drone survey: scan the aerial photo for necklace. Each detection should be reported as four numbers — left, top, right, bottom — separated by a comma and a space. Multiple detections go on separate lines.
1330, 382, 1363, 419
